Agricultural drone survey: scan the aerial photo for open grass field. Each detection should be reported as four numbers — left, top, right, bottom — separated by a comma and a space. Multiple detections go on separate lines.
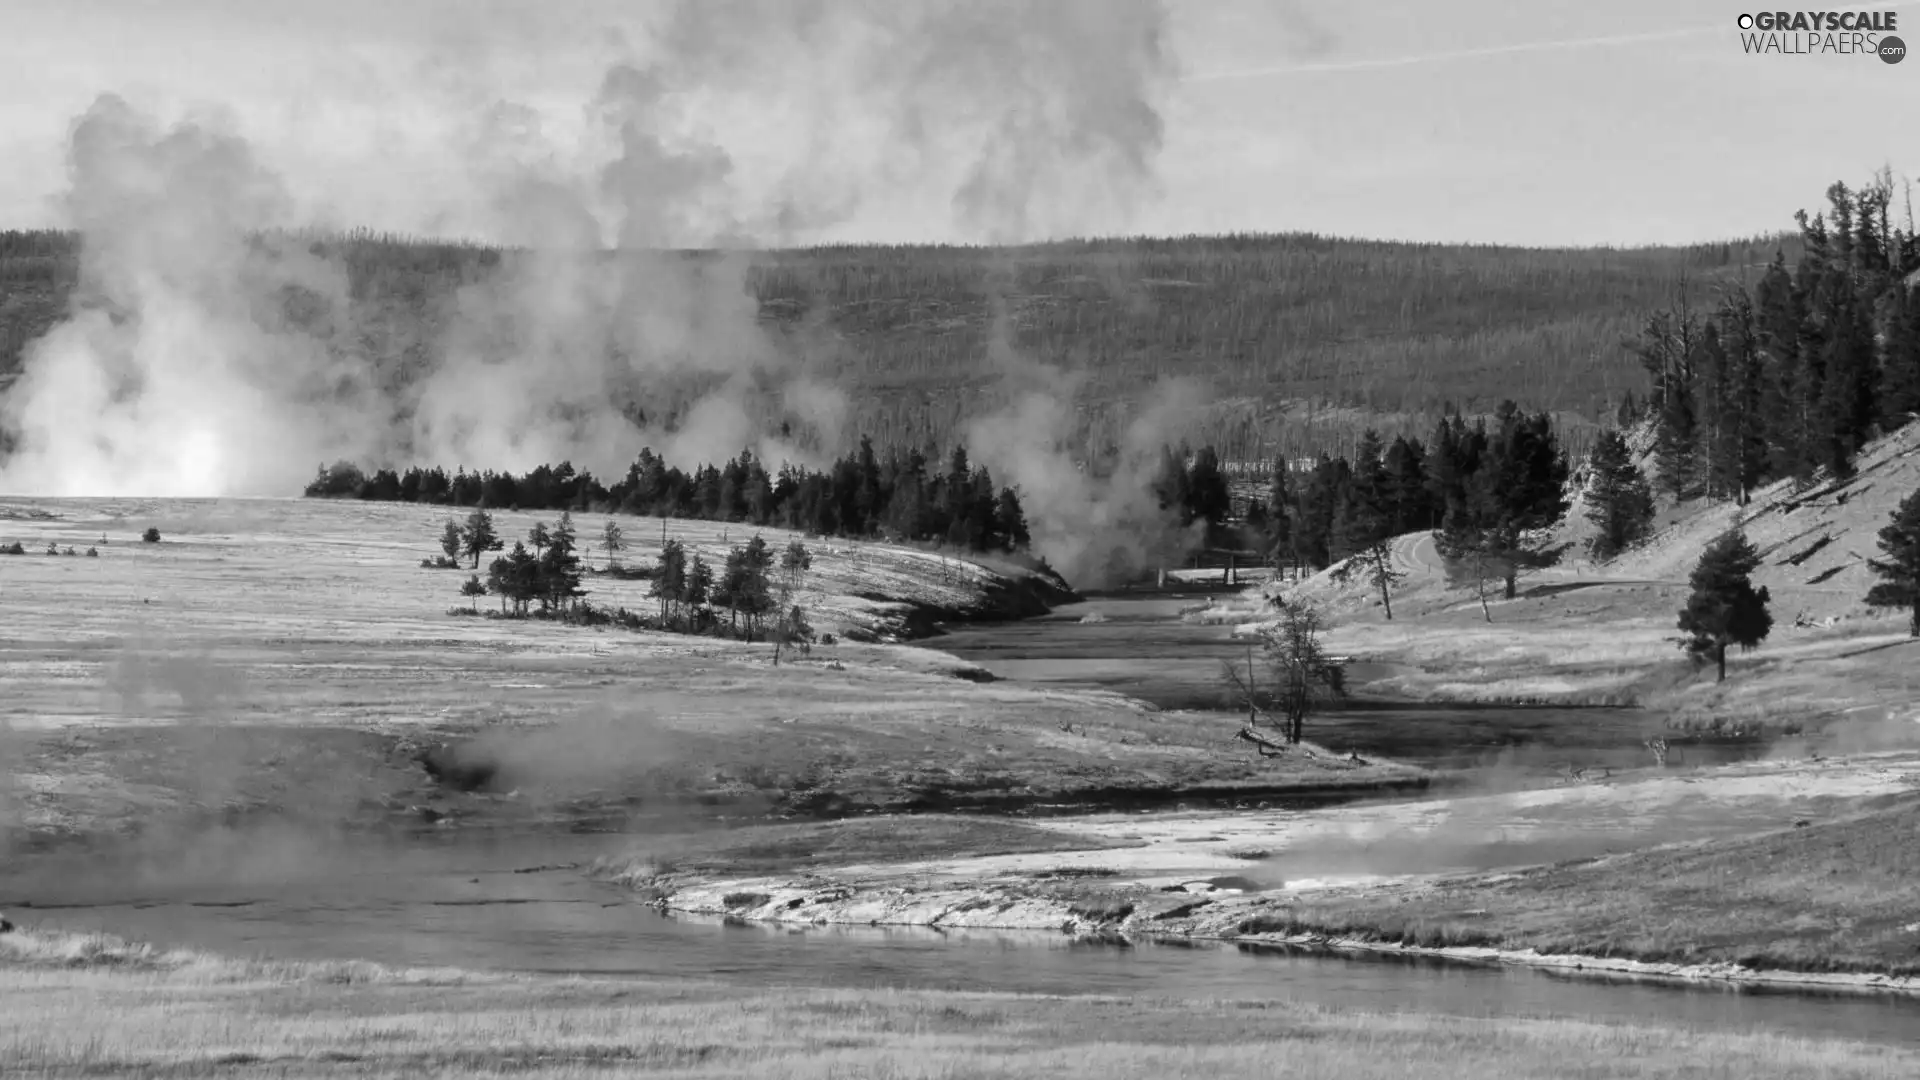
2, 929, 1914, 1079
0, 496, 1422, 847
1215, 791, 1920, 980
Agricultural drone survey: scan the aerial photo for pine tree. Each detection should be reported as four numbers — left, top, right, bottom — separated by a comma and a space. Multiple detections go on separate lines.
994, 487, 1029, 551
1265, 458, 1295, 573
1812, 266, 1877, 479
487, 541, 540, 616
1468, 402, 1570, 599
1583, 429, 1655, 561
1186, 446, 1232, 537
1693, 318, 1731, 500
1865, 488, 1920, 637
600, 518, 624, 568
650, 538, 687, 625
1634, 305, 1702, 498
539, 512, 585, 613
1756, 253, 1816, 483
685, 554, 714, 631
461, 508, 503, 569
1677, 529, 1773, 682
854, 436, 882, 534
1706, 289, 1769, 505
1151, 445, 1194, 525
439, 520, 463, 564
733, 535, 776, 641
1880, 284, 1920, 427
459, 574, 487, 614
1383, 435, 1431, 532
772, 540, 815, 665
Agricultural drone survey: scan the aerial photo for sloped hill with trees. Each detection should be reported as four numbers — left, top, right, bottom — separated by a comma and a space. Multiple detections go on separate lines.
0, 228, 1792, 464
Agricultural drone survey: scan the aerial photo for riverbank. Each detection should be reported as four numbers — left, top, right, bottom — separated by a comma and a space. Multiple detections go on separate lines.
601, 748, 1920, 996
3, 928, 1915, 1078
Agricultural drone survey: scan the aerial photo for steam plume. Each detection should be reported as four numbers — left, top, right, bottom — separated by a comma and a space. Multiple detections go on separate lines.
0, 1, 1176, 512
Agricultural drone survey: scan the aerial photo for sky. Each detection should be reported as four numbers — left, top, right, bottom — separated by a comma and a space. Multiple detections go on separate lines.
1, 0, 1915, 248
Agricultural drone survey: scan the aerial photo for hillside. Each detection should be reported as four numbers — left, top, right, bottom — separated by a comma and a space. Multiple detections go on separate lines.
1216, 421, 1920, 730
0, 229, 1797, 464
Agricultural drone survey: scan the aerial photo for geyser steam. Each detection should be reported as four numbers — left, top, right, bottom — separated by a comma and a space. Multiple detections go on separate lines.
0, 96, 385, 496
0, 0, 1181, 584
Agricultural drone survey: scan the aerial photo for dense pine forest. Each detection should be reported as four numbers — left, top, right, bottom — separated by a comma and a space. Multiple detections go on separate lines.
1633, 180, 1920, 501
305, 439, 1033, 556
1, 227, 1794, 463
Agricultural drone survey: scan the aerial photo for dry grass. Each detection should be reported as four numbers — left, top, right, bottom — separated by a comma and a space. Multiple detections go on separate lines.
1240, 795, 1920, 977
2, 929, 1913, 1079
0, 496, 1423, 844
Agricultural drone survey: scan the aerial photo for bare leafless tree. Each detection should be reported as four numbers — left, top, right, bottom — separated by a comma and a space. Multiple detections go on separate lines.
1224, 597, 1346, 754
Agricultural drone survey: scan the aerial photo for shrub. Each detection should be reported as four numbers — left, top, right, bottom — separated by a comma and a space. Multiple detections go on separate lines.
142, 528, 161, 543
0, 542, 23, 555
85, 547, 98, 557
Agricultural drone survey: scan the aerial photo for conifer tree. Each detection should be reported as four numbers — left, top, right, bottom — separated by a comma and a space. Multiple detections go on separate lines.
1866, 488, 1920, 637
1265, 458, 1294, 573
1881, 285, 1920, 428
600, 519, 624, 569
1704, 290, 1769, 505
459, 574, 487, 614
685, 554, 714, 631
461, 508, 503, 569
1755, 253, 1817, 483
1383, 435, 1431, 531
1186, 446, 1233, 537
994, 487, 1029, 551
1582, 429, 1655, 561
540, 512, 585, 613
1677, 529, 1773, 682
439, 519, 463, 564
650, 539, 687, 625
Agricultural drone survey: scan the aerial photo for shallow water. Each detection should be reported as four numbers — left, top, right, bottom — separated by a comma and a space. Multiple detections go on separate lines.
8, 833, 1918, 1049
933, 597, 1771, 773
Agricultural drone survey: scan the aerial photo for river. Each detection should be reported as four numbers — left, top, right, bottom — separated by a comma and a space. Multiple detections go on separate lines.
8, 593, 1912, 1049
933, 595, 1769, 772
8, 832, 1918, 1049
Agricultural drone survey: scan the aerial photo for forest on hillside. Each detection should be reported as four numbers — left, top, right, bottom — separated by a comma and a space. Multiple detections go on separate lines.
0, 227, 1792, 464
1632, 179, 1920, 502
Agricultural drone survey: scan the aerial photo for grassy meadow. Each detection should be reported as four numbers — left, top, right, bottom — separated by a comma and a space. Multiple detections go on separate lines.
1214, 792, 1920, 979
0, 495, 1421, 846
2, 928, 1915, 1079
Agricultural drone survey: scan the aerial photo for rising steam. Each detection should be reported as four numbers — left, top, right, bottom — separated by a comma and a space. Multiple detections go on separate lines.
0, 0, 1179, 585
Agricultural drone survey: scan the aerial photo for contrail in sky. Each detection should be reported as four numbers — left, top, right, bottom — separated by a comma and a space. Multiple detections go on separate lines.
1181, 3, 1898, 83
1180, 25, 1720, 80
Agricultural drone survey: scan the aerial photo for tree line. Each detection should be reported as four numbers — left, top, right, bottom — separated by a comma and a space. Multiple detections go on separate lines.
1635, 175, 1920, 503
1145, 401, 1575, 617
309, 437, 1031, 556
